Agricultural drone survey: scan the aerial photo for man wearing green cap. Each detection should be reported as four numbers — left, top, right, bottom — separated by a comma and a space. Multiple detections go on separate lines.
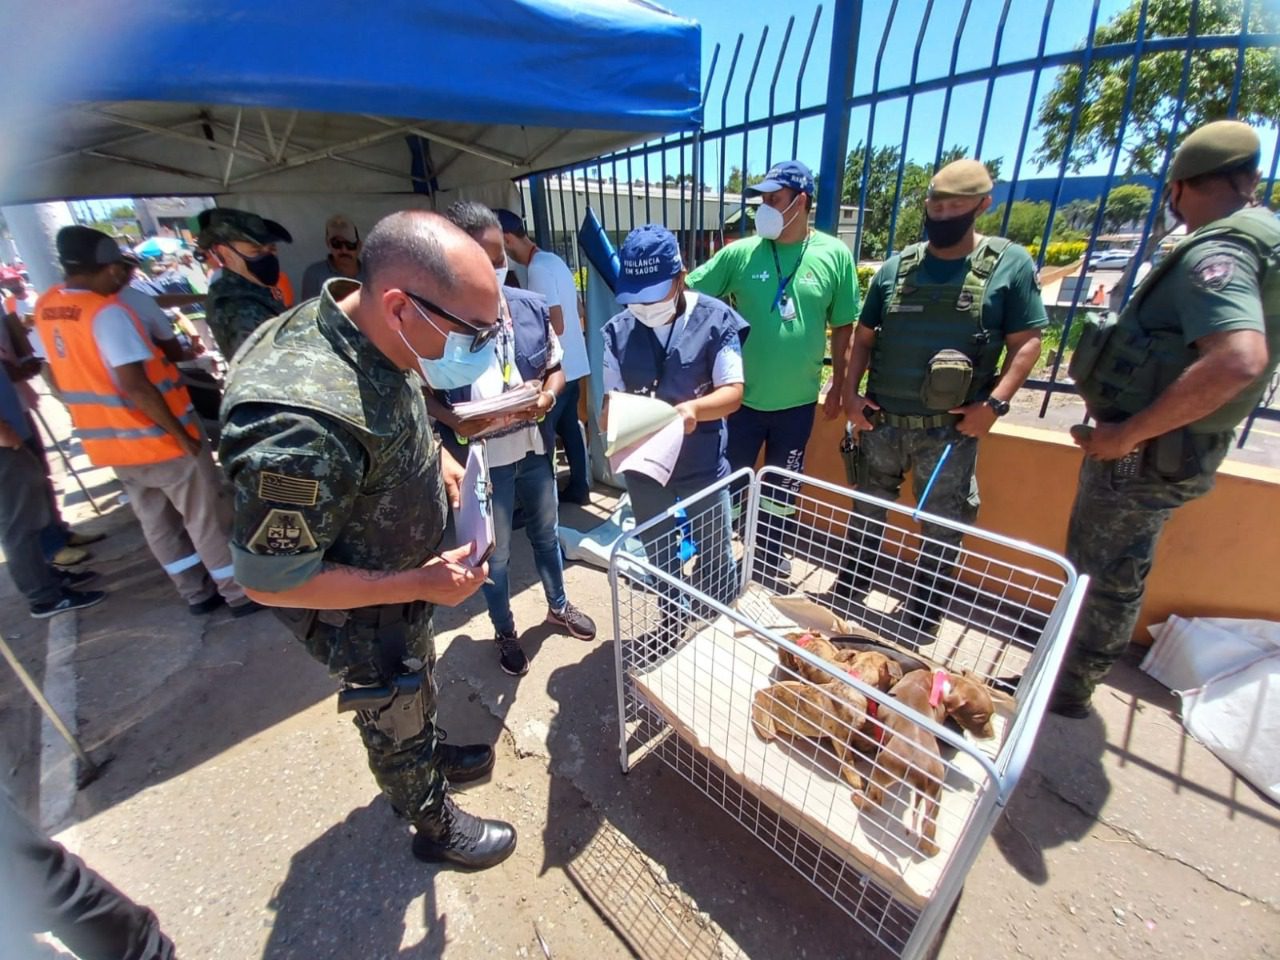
838, 158, 1047, 631
1052, 120, 1280, 718
198, 208, 292, 359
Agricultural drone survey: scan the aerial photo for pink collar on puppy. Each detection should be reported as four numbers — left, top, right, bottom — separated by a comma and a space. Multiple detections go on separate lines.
929, 669, 952, 708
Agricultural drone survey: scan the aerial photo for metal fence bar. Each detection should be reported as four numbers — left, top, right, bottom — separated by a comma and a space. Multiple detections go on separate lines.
886, 0, 937, 255
1039, 0, 1150, 417
765, 16, 795, 172
933, 0, 975, 172
973, 0, 1015, 160
739, 27, 770, 235
853, 0, 902, 260
816, 0, 861, 235
1117, 0, 1204, 306
791, 7, 823, 162
525, 0, 1279, 448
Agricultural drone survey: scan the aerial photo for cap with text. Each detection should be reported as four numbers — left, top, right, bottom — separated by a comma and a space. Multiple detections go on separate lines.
615, 224, 683, 305
746, 160, 815, 197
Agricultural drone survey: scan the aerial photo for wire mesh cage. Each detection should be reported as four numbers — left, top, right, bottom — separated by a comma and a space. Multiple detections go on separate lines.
609, 466, 1088, 958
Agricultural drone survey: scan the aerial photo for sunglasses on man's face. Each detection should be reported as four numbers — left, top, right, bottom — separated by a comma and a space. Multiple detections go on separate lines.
404, 290, 500, 353
329, 238, 359, 252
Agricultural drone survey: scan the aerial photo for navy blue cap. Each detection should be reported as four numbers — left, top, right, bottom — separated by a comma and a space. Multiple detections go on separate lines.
615, 225, 683, 304
494, 208, 527, 236
747, 160, 815, 196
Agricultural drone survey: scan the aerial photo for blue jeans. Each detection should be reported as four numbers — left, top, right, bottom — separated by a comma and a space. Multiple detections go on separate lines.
483, 451, 568, 634
549, 377, 589, 497
725, 402, 817, 564
625, 473, 738, 613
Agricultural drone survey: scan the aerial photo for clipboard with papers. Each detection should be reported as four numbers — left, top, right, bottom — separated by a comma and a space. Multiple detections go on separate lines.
453, 444, 495, 565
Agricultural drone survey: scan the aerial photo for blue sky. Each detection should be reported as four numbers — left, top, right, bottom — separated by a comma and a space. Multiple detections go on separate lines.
624, 0, 1272, 189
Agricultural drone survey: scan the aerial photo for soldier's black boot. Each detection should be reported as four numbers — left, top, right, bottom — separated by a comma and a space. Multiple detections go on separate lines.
436, 735, 495, 785
831, 530, 882, 614
412, 795, 516, 869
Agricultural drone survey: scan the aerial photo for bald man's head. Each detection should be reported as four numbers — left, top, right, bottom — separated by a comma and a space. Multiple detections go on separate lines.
354, 209, 501, 375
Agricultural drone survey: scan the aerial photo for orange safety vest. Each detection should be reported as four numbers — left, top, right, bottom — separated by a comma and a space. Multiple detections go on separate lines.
35, 285, 199, 467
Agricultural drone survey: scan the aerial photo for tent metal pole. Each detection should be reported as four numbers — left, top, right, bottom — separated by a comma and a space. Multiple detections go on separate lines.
32, 408, 102, 517
0, 634, 100, 783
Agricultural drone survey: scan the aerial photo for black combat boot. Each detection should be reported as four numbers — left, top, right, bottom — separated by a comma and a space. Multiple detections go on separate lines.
436, 731, 495, 785
412, 795, 516, 869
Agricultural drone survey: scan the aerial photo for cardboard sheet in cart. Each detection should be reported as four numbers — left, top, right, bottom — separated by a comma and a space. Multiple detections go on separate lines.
629, 587, 1012, 909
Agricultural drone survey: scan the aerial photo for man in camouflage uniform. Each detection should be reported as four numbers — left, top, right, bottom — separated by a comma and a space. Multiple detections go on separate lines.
199, 208, 292, 359
839, 159, 1046, 630
1052, 120, 1280, 718
219, 211, 517, 868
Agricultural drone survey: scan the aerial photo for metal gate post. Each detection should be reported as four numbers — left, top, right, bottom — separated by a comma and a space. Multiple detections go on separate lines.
814, 0, 862, 234
527, 173, 553, 250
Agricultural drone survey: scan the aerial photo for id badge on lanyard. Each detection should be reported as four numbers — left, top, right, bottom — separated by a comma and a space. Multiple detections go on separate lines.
777, 293, 797, 320
771, 238, 808, 323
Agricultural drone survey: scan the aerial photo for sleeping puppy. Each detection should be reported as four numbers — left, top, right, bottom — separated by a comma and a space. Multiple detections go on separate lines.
751, 678, 870, 792
777, 631, 901, 692
857, 669, 995, 857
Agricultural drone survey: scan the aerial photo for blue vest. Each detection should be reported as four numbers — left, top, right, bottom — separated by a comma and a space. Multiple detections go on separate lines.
603, 294, 749, 487
439, 287, 557, 461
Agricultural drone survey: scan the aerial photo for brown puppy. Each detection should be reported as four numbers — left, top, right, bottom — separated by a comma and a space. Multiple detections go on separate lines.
859, 669, 995, 857
751, 678, 870, 791
777, 631, 901, 693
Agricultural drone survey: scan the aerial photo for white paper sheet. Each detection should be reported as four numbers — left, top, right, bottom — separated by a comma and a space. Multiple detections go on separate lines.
451, 381, 541, 420
453, 444, 495, 565
605, 391, 685, 485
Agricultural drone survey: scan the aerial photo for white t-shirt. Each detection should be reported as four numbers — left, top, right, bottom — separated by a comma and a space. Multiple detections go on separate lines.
474, 301, 565, 469
602, 293, 744, 394
526, 249, 589, 381
118, 284, 177, 342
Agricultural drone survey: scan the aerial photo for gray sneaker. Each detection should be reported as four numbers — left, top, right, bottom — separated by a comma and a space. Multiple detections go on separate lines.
545, 601, 597, 641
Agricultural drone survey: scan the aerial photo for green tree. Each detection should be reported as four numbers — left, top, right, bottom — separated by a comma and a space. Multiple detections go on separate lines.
1102, 183, 1154, 230
1035, 0, 1280, 173
109, 204, 136, 219
725, 166, 765, 194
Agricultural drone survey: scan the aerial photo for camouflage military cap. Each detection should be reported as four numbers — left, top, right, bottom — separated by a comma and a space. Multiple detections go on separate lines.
1169, 120, 1261, 182
197, 208, 293, 248
928, 159, 993, 199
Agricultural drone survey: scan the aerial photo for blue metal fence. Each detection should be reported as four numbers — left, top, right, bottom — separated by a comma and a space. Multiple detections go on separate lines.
521, 0, 1280, 448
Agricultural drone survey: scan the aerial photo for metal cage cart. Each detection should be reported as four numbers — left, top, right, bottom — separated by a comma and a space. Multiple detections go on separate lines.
609, 467, 1088, 958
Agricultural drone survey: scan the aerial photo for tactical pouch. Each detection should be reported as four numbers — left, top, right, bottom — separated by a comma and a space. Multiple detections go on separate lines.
839, 426, 865, 487
920, 349, 974, 411
1068, 312, 1117, 387
272, 606, 318, 642
1152, 428, 1200, 482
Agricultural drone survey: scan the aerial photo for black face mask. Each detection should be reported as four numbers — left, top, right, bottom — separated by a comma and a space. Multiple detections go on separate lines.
923, 206, 980, 248
241, 250, 280, 287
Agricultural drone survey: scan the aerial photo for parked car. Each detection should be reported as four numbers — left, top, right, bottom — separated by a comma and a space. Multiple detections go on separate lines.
1086, 248, 1135, 271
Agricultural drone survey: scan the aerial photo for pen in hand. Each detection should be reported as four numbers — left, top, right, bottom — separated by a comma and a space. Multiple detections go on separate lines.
430, 549, 495, 587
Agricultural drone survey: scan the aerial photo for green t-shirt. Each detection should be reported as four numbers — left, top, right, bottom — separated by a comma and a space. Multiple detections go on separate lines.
687, 230, 858, 411
859, 242, 1048, 415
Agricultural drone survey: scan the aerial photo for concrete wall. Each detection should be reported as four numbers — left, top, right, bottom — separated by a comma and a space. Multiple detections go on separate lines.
799, 414, 1280, 644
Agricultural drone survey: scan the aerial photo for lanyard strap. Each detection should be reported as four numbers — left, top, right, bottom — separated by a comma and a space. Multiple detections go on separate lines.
642, 313, 681, 395
497, 297, 515, 385
769, 235, 810, 312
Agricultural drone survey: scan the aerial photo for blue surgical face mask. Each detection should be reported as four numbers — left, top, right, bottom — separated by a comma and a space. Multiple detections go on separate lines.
399, 299, 497, 390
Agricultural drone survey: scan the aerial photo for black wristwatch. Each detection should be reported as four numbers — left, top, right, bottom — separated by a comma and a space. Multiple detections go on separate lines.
984, 396, 1011, 417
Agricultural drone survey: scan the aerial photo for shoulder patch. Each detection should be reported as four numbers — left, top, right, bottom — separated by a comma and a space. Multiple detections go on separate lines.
249, 509, 318, 554
1190, 252, 1236, 291
258, 471, 320, 506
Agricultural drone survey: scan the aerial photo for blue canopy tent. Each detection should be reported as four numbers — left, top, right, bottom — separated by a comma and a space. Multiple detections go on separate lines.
0, 0, 701, 203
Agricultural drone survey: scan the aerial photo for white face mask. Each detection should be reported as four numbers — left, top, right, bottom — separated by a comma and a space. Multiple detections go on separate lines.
631, 298, 677, 328
755, 194, 803, 240
494, 259, 510, 286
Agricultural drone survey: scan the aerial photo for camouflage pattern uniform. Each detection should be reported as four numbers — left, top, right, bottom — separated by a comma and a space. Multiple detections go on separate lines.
219, 278, 449, 819
1056, 211, 1280, 708
205, 269, 283, 359
840, 162, 1046, 625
